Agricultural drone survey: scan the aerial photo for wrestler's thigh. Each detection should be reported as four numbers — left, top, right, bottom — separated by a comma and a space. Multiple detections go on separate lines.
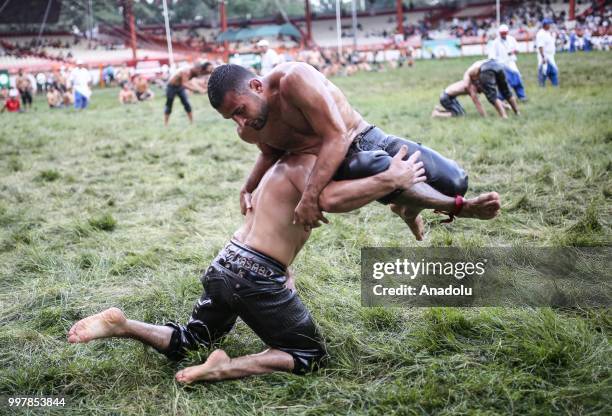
236, 285, 324, 352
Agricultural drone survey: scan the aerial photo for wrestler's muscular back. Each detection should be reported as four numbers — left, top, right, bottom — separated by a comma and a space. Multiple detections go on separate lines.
238, 62, 368, 154
234, 154, 317, 266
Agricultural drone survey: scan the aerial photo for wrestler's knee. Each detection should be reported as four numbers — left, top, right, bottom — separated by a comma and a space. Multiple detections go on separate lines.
289, 346, 329, 375
449, 170, 469, 196
334, 150, 391, 180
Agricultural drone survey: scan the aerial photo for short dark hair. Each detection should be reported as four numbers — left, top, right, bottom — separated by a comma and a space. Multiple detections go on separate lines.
199, 61, 213, 72
207, 64, 253, 109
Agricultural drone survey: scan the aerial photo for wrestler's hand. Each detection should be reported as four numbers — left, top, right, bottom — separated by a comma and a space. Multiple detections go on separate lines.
386, 146, 426, 190
239, 186, 252, 216
293, 195, 329, 231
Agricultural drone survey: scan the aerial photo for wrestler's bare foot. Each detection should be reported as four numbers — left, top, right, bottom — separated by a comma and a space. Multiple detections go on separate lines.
390, 204, 425, 241
431, 108, 452, 118
458, 192, 501, 220
175, 349, 231, 384
67, 307, 127, 343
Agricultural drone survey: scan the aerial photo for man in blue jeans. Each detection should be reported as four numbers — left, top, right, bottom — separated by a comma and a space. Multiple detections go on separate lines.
488, 24, 527, 101
70, 60, 92, 110
536, 19, 559, 87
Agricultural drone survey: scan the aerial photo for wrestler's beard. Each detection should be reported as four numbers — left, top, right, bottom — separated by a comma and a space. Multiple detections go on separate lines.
249, 96, 269, 130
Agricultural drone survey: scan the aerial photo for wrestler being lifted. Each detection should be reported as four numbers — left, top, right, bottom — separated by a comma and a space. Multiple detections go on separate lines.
207, 63, 500, 240
68, 146, 426, 382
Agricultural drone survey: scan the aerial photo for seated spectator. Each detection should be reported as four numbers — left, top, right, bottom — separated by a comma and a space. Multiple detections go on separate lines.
46, 86, 63, 108
115, 64, 130, 85
118, 82, 137, 104
1, 89, 22, 113
134, 76, 154, 101
63, 88, 74, 107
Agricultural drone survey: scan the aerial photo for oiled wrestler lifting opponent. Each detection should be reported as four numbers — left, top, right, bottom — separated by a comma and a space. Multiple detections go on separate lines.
207, 62, 500, 240
67, 146, 427, 382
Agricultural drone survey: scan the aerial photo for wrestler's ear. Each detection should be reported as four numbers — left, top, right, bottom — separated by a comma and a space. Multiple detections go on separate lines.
248, 78, 264, 93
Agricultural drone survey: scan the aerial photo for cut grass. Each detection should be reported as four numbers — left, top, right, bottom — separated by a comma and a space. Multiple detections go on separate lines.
0, 51, 611, 415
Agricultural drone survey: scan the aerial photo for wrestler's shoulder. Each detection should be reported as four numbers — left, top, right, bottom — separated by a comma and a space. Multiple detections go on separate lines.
275, 64, 322, 99
275, 62, 319, 81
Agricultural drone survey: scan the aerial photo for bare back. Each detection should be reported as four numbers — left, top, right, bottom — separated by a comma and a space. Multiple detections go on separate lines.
444, 80, 470, 97
238, 62, 368, 154
464, 59, 487, 82
234, 153, 316, 265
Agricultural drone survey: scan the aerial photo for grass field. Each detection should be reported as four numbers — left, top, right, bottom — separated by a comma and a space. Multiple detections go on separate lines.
1, 52, 611, 415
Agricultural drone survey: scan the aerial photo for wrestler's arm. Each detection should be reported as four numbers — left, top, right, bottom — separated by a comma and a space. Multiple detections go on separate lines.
507, 96, 520, 115
493, 99, 508, 118
287, 147, 424, 213
319, 148, 424, 212
467, 83, 486, 117
183, 73, 206, 93
280, 68, 350, 226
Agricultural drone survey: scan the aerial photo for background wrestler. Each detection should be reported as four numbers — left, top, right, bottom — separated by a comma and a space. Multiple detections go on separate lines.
164, 61, 214, 125
67, 147, 425, 382
433, 59, 520, 119
207, 63, 500, 240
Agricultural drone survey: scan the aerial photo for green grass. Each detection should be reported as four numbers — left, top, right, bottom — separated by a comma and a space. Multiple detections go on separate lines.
1, 52, 611, 415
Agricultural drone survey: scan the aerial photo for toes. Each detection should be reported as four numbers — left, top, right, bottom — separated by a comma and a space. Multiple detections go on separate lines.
175, 370, 192, 384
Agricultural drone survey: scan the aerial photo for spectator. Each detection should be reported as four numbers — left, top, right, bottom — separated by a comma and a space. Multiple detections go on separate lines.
115, 64, 130, 85
536, 18, 559, 87
258, 39, 280, 76
36, 72, 47, 94
103, 65, 116, 86
118, 82, 137, 104
134, 76, 154, 101
16, 69, 33, 111
46, 86, 63, 108
69, 60, 92, 109
488, 24, 527, 101
1, 89, 22, 113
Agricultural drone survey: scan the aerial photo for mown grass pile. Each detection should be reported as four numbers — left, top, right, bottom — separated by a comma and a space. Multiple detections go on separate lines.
1, 52, 610, 415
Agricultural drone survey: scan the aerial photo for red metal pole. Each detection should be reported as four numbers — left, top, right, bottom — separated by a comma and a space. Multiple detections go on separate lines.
569, 0, 575, 20
305, 0, 312, 45
220, 0, 227, 32
129, 4, 137, 61
220, 0, 228, 59
122, 0, 137, 61
396, 0, 403, 34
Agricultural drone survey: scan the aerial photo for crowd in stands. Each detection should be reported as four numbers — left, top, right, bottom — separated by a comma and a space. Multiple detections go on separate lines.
1, 35, 126, 62
395, 1, 610, 45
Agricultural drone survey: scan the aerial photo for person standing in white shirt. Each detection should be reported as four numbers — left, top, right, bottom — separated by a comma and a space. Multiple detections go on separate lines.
535, 18, 559, 87
488, 24, 526, 100
69, 60, 92, 109
258, 40, 280, 76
